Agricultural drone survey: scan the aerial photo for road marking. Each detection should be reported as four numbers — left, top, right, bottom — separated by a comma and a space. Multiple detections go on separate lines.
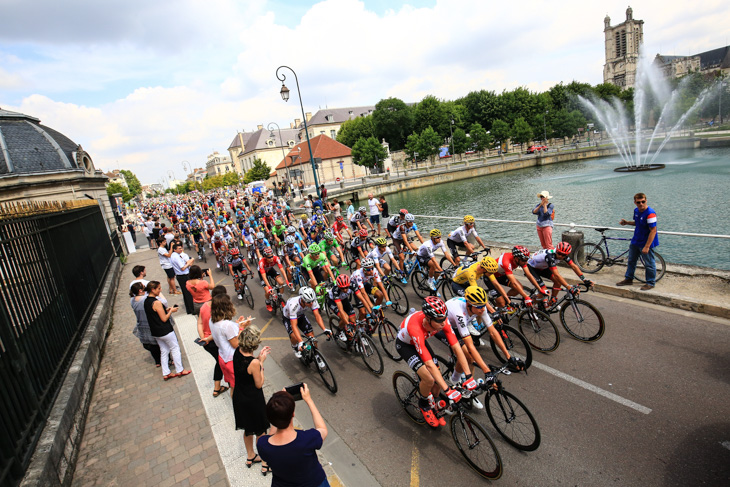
260, 317, 275, 335
410, 434, 419, 487
721, 441, 730, 451
262, 336, 292, 341
531, 360, 652, 415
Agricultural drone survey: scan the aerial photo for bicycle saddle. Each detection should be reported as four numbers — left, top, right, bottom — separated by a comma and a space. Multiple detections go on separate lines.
593, 227, 608, 232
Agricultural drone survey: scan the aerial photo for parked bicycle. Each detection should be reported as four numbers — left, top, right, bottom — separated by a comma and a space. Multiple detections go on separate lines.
298, 333, 338, 394
575, 228, 666, 282
392, 370, 503, 480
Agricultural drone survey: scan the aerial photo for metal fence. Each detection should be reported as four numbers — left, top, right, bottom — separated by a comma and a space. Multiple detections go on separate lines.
0, 200, 115, 487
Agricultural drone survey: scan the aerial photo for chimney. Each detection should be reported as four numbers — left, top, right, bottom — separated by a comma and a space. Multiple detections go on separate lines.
294, 118, 301, 127
305, 112, 312, 122
290, 122, 294, 129
257, 124, 263, 130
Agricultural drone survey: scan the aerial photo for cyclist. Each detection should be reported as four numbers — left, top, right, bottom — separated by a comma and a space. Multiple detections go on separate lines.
259, 247, 291, 312
320, 231, 347, 268
350, 257, 391, 308
302, 243, 337, 289
416, 229, 457, 291
190, 218, 205, 257
349, 206, 373, 233
348, 229, 373, 270
367, 237, 406, 283
386, 209, 408, 238
326, 274, 368, 343
211, 231, 228, 269
299, 214, 313, 237
437, 287, 524, 409
395, 296, 477, 427
282, 236, 304, 282
446, 215, 489, 265
308, 219, 326, 244
283, 287, 332, 359
227, 247, 252, 300
391, 213, 425, 269
270, 219, 288, 248
526, 242, 594, 307
451, 256, 511, 305
331, 215, 352, 244
492, 246, 545, 308
178, 219, 191, 247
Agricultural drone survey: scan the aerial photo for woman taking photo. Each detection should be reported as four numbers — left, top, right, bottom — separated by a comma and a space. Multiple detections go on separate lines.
143, 281, 191, 380
233, 326, 271, 474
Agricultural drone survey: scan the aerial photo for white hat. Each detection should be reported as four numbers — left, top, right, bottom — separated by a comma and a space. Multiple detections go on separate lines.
537, 191, 552, 199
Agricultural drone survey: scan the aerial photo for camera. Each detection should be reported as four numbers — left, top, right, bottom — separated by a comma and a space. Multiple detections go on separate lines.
202, 268, 210, 276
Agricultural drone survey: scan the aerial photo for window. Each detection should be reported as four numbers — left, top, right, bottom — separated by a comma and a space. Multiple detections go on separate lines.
320, 131, 325, 135
331, 130, 336, 138
326, 114, 334, 122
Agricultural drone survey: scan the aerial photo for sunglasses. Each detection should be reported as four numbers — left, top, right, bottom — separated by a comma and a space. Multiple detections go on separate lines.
635, 200, 647, 204
469, 304, 486, 309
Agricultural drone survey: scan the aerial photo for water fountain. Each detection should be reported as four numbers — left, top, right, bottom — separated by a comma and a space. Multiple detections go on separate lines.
579, 55, 717, 172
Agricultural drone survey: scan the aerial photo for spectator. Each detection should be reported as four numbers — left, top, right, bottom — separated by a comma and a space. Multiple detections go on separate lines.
379, 195, 389, 221
617, 192, 659, 290
298, 180, 304, 198
130, 282, 161, 367
143, 281, 191, 380
233, 325, 271, 474
345, 200, 355, 222
301, 195, 313, 218
186, 265, 215, 315
209, 293, 252, 391
141, 221, 152, 249
533, 191, 555, 249
258, 384, 328, 485
320, 184, 327, 202
367, 193, 382, 236
157, 239, 179, 295
126, 219, 137, 244
197, 285, 229, 397
170, 242, 195, 314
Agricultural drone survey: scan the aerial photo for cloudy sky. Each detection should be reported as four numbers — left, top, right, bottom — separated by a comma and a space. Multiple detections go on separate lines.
1, 0, 728, 185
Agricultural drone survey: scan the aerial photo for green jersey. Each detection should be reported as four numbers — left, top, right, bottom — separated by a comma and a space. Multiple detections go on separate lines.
302, 253, 329, 271
320, 239, 340, 254
271, 225, 286, 237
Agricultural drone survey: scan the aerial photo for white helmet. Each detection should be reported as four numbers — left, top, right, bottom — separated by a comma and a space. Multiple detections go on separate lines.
287, 226, 297, 234
214, 231, 222, 238
299, 287, 316, 303
358, 206, 366, 212
404, 213, 415, 222
285, 236, 295, 244
256, 232, 265, 239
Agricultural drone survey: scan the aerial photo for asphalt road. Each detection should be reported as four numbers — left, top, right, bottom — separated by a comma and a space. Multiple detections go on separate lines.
208, 257, 730, 486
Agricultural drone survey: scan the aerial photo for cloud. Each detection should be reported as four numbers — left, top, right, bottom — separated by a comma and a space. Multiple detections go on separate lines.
1, 0, 728, 184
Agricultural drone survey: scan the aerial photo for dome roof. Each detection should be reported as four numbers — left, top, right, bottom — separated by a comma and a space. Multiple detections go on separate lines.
0, 108, 86, 176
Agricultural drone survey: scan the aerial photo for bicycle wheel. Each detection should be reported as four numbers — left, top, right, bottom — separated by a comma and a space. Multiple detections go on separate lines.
388, 283, 409, 316
441, 279, 457, 301
485, 389, 541, 452
392, 371, 424, 424
378, 319, 401, 362
450, 414, 503, 480
295, 272, 308, 291
575, 243, 605, 274
412, 269, 432, 299
356, 333, 384, 375
517, 308, 560, 352
329, 316, 349, 351
559, 299, 605, 342
489, 325, 533, 370
313, 350, 338, 394
635, 251, 666, 283
242, 284, 254, 309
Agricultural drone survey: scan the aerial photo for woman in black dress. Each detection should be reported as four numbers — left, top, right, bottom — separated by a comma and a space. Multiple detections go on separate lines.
233, 325, 272, 474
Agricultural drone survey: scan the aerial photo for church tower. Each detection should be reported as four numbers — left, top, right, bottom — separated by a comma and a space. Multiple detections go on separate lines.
603, 6, 644, 87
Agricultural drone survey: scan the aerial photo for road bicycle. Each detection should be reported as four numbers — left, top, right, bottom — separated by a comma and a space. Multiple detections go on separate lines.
364, 304, 401, 362
232, 270, 254, 309
575, 228, 666, 282
392, 370, 503, 480
539, 283, 605, 342
196, 240, 207, 263
381, 275, 409, 316
411, 260, 457, 299
289, 264, 309, 291
215, 250, 229, 275
267, 283, 287, 315
328, 315, 384, 376
466, 310, 533, 370
432, 357, 541, 452
501, 295, 560, 353
298, 333, 338, 394
439, 248, 489, 271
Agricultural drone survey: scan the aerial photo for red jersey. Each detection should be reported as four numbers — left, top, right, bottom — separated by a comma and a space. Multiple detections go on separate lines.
332, 220, 347, 233
258, 256, 282, 274
397, 311, 458, 362
496, 252, 525, 277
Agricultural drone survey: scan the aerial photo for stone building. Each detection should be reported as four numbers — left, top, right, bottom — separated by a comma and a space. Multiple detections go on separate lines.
296, 106, 375, 141
205, 151, 235, 178
272, 134, 365, 185
654, 46, 730, 79
603, 6, 644, 88
227, 126, 299, 175
0, 107, 116, 230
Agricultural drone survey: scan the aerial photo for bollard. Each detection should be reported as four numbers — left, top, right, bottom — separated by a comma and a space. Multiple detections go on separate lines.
339, 181, 345, 189
561, 230, 584, 262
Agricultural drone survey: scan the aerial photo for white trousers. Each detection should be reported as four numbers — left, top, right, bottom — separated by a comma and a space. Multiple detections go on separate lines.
155, 331, 183, 376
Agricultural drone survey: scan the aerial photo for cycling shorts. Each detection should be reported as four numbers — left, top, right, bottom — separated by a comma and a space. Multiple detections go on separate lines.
283, 315, 313, 336
395, 338, 436, 372
263, 267, 280, 280
193, 233, 204, 242
450, 281, 467, 297
326, 296, 354, 317
446, 239, 466, 254
526, 264, 554, 284
483, 274, 510, 292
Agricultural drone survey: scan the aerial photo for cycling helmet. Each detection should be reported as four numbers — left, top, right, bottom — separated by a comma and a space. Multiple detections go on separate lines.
479, 256, 499, 273
262, 247, 273, 258
308, 243, 321, 254
375, 237, 387, 246
274, 219, 282, 226
214, 231, 222, 238
179, 219, 185, 223
299, 287, 316, 303
229, 247, 240, 256
249, 215, 255, 221
256, 232, 265, 239
430, 229, 442, 238
359, 229, 369, 238
404, 213, 415, 222
336, 274, 351, 288
336, 215, 344, 222
284, 236, 296, 244
315, 209, 323, 216
463, 215, 475, 224
422, 296, 448, 321
316, 220, 324, 226
287, 226, 296, 233
361, 257, 375, 269
399, 208, 408, 216
301, 215, 308, 221
556, 241, 572, 256
324, 231, 334, 241
243, 222, 250, 228
358, 206, 366, 213
512, 245, 530, 261
227, 220, 233, 225
464, 286, 489, 306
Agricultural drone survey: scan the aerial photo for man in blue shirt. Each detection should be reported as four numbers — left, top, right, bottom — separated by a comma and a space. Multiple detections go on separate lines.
616, 193, 659, 290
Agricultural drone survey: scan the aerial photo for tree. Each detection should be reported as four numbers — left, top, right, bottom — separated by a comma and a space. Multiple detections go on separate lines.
244, 158, 271, 184
413, 95, 449, 138
404, 133, 421, 165
491, 119, 511, 147
223, 171, 241, 186
202, 175, 225, 191
106, 182, 132, 202
336, 116, 375, 148
351, 137, 388, 171
461, 89, 499, 129
372, 97, 413, 151
119, 170, 142, 197
451, 127, 469, 155
468, 123, 493, 153
511, 117, 534, 148
552, 109, 587, 138
419, 126, 443, 164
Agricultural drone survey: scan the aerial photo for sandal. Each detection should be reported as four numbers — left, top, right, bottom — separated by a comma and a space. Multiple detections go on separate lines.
261, 465, 271, 476
246, 455, 262, 468
213, 386, 229, 397
163, 373, 176, 381
177, 370, 192, 377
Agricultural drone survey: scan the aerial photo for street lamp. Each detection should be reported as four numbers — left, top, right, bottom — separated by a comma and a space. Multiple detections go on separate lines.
543, 110, 549, 142
167, 170, 178, 196
719, 81, 726, 124
449, 119, 455, 159
268, 122, 291, 183
414, 151, 419, 169
276, 66, 320, 198
182, 160, 195, 192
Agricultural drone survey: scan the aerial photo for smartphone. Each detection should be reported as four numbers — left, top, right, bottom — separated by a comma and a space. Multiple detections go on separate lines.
284, 382, 304, 401
194, 338, 205, 346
